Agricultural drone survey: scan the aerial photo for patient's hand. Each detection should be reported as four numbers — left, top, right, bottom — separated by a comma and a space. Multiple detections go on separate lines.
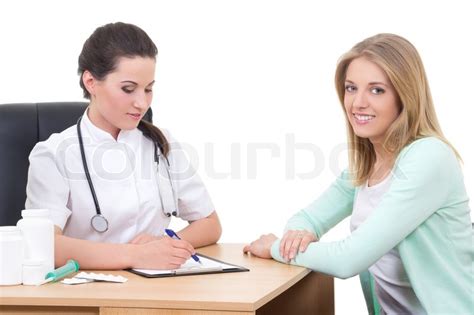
243, 233, 278, 259
129, 233, 163, 245
280, 230, 318, 262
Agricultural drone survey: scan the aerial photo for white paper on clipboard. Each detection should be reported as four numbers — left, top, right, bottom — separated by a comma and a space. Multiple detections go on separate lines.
131, 255, 239, 276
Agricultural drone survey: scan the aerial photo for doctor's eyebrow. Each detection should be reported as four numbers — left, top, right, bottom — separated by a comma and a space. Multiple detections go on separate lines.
120, 80, 155, 86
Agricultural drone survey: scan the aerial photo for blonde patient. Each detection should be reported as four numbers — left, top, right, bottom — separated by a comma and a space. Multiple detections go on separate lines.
244, 34, 472, 314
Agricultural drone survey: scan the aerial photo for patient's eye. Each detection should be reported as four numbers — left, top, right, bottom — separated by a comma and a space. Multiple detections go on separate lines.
370, 87, 385, 95
345, 85, 357, 93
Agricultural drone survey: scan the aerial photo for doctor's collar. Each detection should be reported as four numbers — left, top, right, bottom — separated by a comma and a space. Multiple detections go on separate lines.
81, 108, 135, 143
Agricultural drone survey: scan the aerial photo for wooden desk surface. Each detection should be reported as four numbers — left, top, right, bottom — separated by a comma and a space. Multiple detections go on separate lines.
0, 244, 333, 314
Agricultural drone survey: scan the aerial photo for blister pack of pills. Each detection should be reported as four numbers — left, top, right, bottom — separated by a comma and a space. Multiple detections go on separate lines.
61, 272, 128, 285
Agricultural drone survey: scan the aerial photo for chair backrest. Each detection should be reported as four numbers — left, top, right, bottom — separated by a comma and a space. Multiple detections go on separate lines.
0, 102, 153, 226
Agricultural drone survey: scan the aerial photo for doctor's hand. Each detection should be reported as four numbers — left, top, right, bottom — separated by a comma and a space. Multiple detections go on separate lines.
129, 233, 163, 245
280, 230, 318, 262
131, 237, 195, 270
243, 233, 278, 259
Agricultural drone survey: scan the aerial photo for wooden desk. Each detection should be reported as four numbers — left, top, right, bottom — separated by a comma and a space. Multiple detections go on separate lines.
0, 244, 334, 315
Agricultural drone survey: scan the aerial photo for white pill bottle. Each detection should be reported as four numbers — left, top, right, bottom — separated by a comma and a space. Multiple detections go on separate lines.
17, 209, 55, 274
0, 226, 23, 285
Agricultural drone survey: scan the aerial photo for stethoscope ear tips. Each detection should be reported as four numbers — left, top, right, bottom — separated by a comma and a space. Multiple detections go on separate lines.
165, 212, 172, 217
172, 211, 177, 217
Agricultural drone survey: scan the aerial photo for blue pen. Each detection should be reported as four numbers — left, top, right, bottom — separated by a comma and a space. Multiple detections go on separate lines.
164, 229, 201, 264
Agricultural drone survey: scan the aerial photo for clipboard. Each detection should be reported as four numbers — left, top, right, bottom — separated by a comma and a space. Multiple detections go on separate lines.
128, 253, 249, 278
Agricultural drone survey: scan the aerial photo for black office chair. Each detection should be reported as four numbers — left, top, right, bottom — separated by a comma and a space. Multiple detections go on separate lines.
0, 102, 153, 226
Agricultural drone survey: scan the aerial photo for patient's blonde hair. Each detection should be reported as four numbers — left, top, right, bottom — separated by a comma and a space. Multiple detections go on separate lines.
335, 33, 460, 186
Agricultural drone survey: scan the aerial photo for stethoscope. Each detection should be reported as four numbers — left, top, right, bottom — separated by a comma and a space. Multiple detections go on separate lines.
76, 116, 179, 233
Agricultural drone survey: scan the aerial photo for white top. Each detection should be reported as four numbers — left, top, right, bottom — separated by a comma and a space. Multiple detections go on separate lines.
25, 110, 214, 243
351, 175, 425, 315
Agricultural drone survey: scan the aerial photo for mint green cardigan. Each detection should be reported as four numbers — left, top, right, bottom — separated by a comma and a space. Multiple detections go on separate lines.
271, 137, 473, 314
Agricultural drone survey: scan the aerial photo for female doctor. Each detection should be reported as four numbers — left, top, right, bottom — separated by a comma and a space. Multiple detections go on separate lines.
25, 22, 222, 270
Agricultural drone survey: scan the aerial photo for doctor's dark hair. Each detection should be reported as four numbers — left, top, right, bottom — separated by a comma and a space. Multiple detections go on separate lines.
78, 22, 169, 156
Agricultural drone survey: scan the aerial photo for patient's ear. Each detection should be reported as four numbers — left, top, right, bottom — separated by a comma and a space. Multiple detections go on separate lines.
82, 70, 97, 97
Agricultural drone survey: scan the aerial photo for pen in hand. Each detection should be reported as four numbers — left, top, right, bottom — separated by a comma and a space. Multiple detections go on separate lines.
164, 229, 202, 264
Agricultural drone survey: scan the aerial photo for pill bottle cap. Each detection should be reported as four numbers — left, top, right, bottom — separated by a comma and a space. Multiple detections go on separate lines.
23, 259, 45, 267
0, 226, 22, 240
0, 226, 20, 233
21, 209, 50, 218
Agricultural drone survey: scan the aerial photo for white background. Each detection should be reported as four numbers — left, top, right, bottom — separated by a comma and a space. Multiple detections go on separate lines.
1, 1, 473, 313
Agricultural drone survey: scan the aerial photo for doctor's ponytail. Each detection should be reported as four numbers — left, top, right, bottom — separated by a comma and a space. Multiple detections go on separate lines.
78, 22, 169, 156
137, 120, 169, 156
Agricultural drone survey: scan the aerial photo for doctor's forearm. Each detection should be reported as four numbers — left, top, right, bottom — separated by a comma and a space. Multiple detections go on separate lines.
54, 234, 134, 270
178, 211, 222, 248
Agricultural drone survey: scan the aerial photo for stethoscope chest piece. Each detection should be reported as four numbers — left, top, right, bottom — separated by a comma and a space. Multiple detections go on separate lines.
77, 114, 178, 233
91, 214, 109, 233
